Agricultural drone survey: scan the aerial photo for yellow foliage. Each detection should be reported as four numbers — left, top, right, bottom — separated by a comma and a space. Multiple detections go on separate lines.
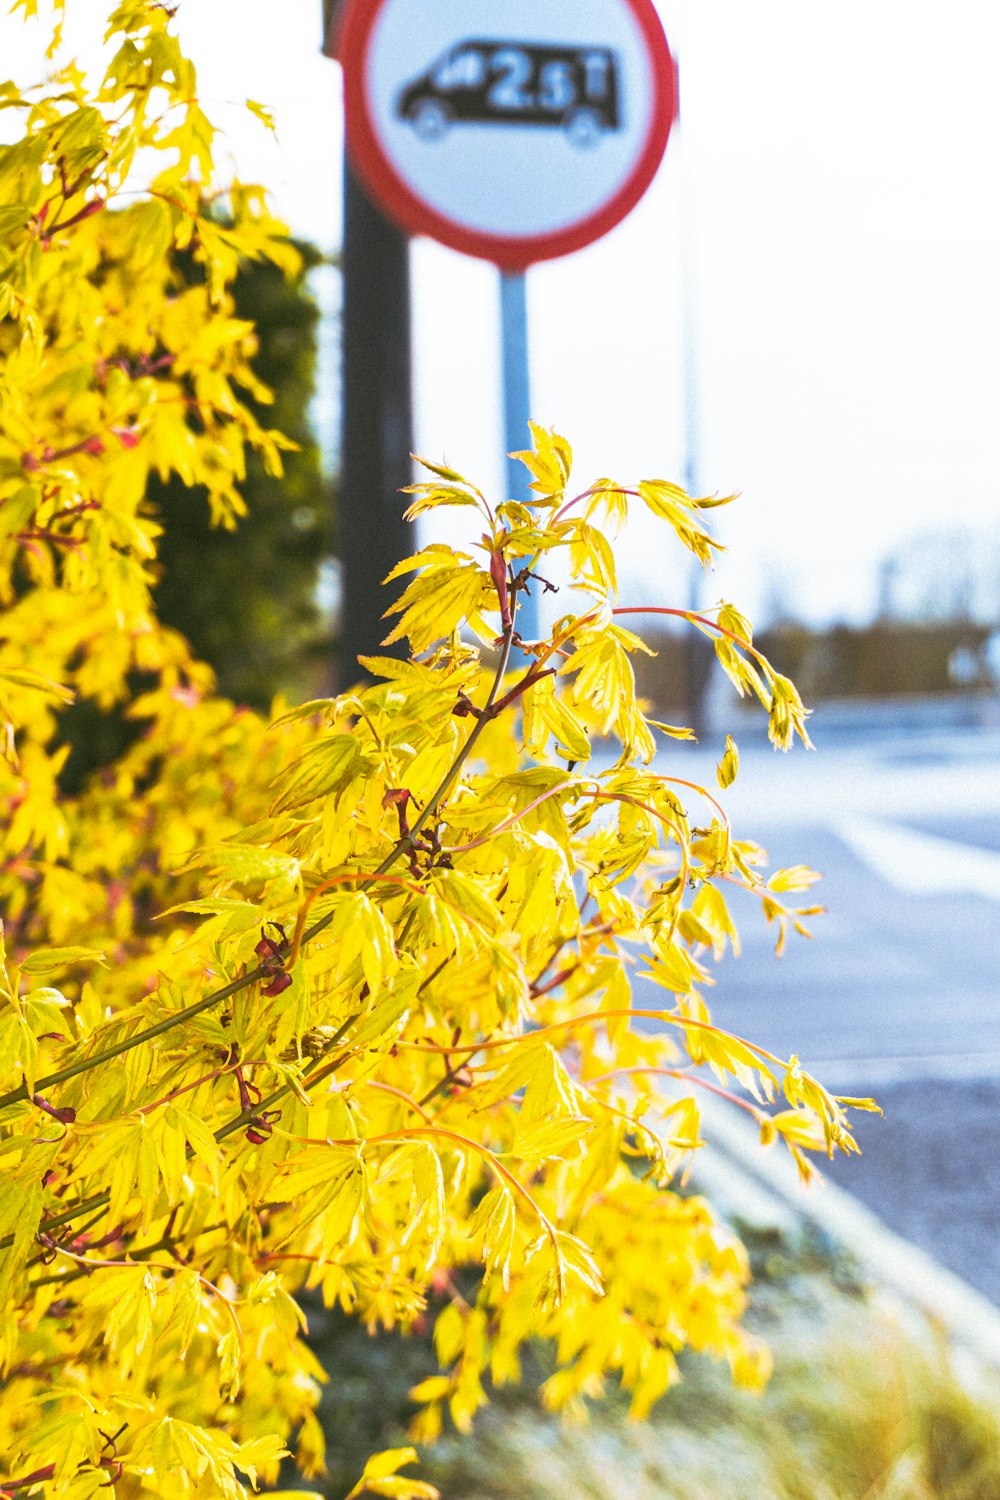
0, 5, 877, 1497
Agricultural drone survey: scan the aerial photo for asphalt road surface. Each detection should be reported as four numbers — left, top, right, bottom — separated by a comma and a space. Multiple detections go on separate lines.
634, 697, 1000, 1304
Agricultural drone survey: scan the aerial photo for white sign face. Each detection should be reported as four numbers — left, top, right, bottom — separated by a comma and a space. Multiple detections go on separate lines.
341, 0, 675, 266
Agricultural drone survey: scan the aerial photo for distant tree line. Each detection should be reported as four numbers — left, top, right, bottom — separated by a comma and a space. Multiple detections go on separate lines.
632, 619, 998, 722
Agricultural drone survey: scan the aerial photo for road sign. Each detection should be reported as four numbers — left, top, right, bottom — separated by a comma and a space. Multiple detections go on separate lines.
338, 0, 676, 267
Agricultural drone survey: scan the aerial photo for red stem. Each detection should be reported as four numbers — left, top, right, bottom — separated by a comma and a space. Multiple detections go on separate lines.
490, 665, 556, 715
587, 1065, 763, 1118
0, 1466, 56, 1493
611, 606, 769, 667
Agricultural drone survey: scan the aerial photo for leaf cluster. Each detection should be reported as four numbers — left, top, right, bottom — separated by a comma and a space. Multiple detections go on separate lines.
0, 9, 875, 1499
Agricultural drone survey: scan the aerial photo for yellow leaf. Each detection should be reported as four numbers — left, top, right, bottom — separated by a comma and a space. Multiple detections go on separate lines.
691, 884, 740, 959
408, 1375, 452, 1404
402, 483, 482, 519
270, 733, 367, 813
650, 719, 697, 741
346, 1446, 440, 1500
640, 941, 694, 995
217, 1326, 241, 1401
245, 98, 276, 132
382, 558, 492, 653
511, 1114, 592, 1163
768, 864, 822, 893
366, 1477, 441, 1498
638, 479, 723, 566
467, 1185, 517, 1288
0, 665, 74, 702
509, 422, 572, 503
187, 842, 301, 886
81, 1117, 160, 1227
717, 734, 739, 788
20, 945, 105, 976
523, 675, 591, 762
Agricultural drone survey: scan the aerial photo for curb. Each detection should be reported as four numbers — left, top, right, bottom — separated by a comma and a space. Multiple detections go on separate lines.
692, 1095, 1000, 1379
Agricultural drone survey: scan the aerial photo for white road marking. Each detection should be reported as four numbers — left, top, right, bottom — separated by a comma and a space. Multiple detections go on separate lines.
836, 814, 1000, 902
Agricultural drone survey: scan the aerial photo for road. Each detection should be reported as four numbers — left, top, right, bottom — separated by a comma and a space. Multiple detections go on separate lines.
634, 696, 1000, 1304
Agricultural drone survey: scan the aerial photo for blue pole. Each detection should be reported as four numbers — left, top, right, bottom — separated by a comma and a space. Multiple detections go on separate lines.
676, 63, 708, 737
499, 269, 539, 650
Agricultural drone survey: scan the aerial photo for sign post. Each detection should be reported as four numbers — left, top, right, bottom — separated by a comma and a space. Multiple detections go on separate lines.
499, 270, 536, 643
336, 0, 676, 645
322, 2, 415, 691
338, 160, 415, 687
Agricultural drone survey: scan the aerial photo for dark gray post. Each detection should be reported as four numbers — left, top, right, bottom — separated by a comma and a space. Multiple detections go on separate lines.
337, 160, 415, 688
324, 1, 415, 689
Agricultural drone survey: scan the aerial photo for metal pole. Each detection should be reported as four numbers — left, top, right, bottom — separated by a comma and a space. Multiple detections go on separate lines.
338, 158, 415, 688
676, 62, 710, 739
499, 269, 539, 650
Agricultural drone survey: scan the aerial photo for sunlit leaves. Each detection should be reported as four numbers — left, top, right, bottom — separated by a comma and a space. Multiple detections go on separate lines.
402, 456, 490, 522
717, 734, 739, 788
382, 1140, 446, 1270
468, 1184, 517, 1290
186, 841, 301, 890
768, 670, 814, 750
522, 673, 590, 762
690, 884, 741, 960
129, 1418, 288, 1500
317, 891, 397, 995
713, 632, 771, 707
637, 479, 727, 566
563, 623, 656, 763
245, 98, 276, 133
510, 1112, 592, 1164
272, 1146, 366, 1260
768, 864, 822, 894
77, 1116, 159, 1227
381, 549, 494, 654
19, 944, 104, 976
510, 420, 573, 505
0, 8, 863, 1491
345, 1446, 441, 1500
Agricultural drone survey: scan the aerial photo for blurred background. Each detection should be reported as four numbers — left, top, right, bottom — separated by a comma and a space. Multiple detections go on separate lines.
164, 0, 1000, 640
5, 1, 1000, 1490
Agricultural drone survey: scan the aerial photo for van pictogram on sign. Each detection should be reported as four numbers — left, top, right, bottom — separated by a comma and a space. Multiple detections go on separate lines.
339, 0, 676, 268
396, 40, 621, 148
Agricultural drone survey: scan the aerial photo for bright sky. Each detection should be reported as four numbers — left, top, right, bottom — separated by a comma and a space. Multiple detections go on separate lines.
5, 1, 1000, 627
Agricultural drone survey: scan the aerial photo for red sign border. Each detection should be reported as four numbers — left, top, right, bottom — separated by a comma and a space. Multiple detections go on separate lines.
338, 0, 677, 268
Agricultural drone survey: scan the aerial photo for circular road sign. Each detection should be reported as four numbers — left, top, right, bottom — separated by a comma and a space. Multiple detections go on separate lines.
339, 0, 676, 268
